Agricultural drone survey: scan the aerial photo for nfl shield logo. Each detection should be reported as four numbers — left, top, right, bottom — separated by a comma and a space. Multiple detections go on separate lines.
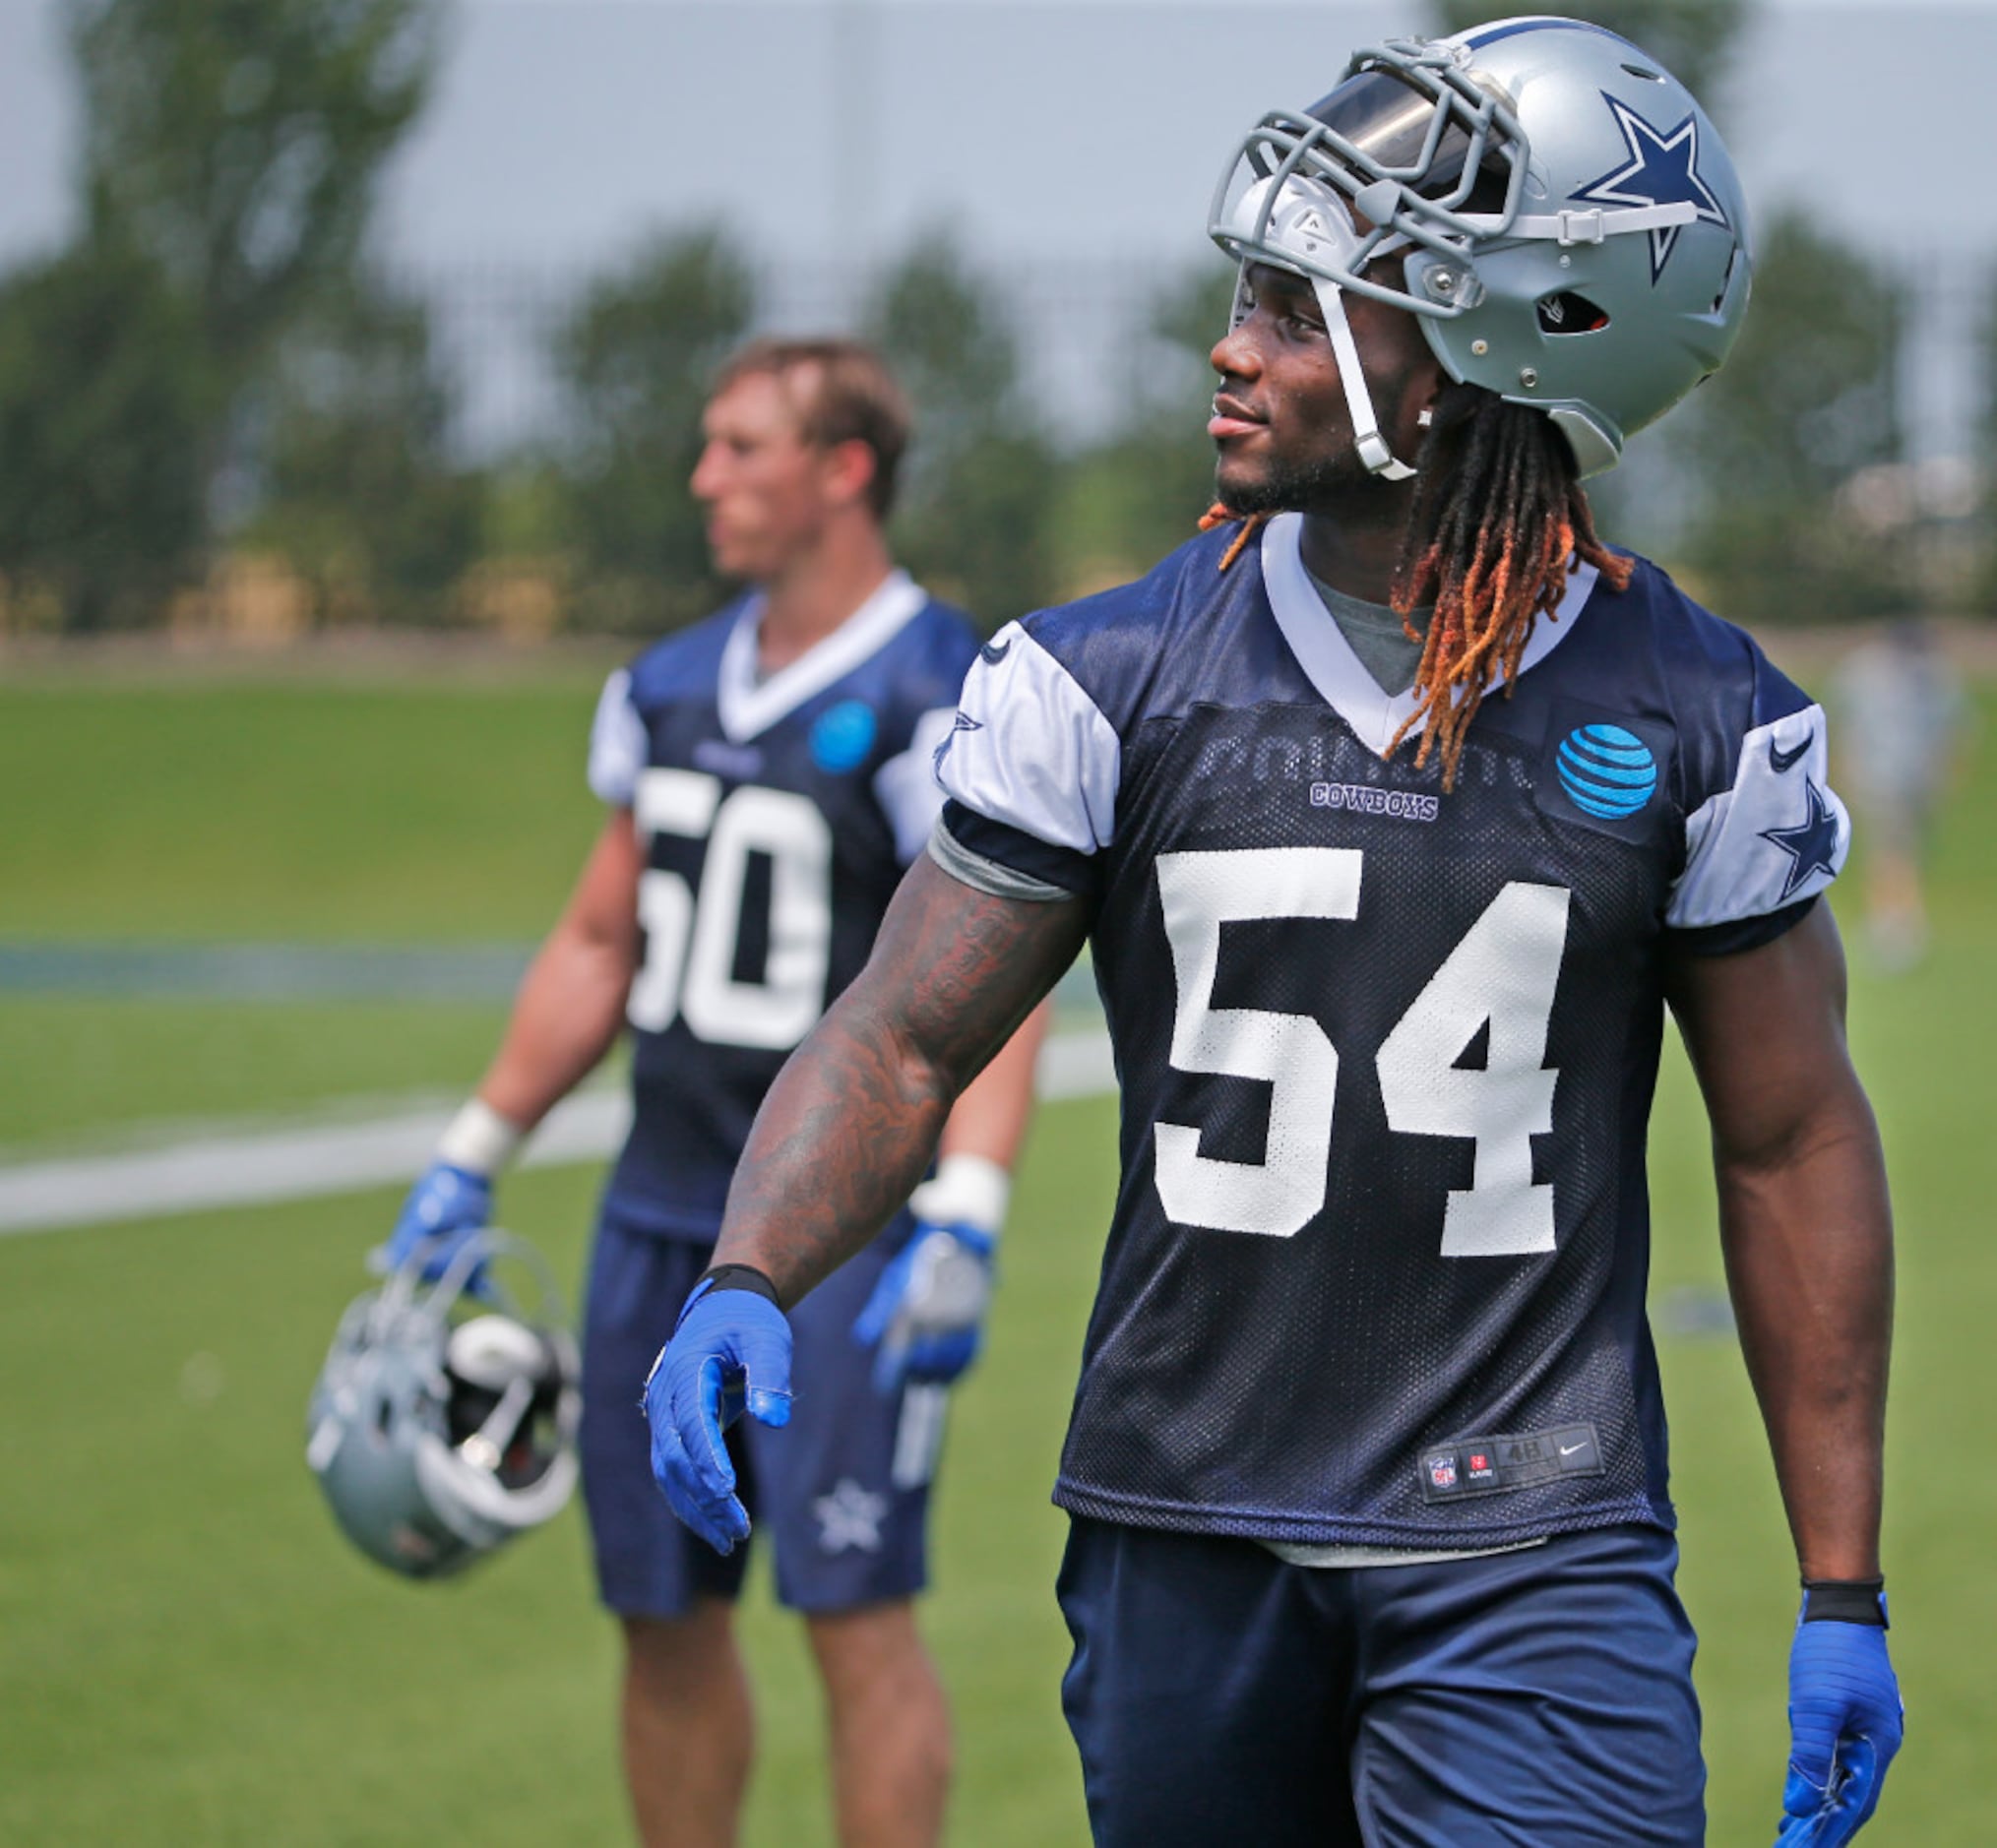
1429, 1455, 1459, 1490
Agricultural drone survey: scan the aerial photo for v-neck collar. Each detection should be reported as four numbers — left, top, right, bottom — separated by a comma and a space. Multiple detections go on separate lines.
716, 569, 927, 744
1260, 512, 1597, 756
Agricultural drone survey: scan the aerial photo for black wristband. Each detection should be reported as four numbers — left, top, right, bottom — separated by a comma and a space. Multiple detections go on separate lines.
696, 1263, 783, 1310
1801, 1576, 1887, 1626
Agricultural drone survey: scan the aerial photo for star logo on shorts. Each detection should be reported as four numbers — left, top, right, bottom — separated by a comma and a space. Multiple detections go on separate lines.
1760, 780, 1841, 900
813, 1477, 888, 1554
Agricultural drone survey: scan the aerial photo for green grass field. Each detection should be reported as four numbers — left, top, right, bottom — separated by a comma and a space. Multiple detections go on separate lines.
0, 667, 1989, 1844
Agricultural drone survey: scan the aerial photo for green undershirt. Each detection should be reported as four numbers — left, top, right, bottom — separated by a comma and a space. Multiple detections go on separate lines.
1306, 569, 1431, 696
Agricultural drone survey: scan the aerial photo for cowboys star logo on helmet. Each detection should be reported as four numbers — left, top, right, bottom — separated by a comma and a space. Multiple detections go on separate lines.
1208, 15, 1751, 478
1571, 97, 1733, 282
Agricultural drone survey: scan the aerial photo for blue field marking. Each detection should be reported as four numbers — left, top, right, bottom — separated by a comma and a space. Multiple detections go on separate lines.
1555, 724, 1657, 820
0, 942, 1110, 1010
0, 943, 535, 1001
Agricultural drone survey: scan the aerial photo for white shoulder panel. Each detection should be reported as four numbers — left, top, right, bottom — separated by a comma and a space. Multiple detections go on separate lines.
873, 706, 962, 866
1667, 704, 1849, 929
933, 622, 1121, 854
587, 668, 647, 807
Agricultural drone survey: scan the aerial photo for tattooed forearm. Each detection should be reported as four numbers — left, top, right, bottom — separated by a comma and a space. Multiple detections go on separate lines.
713, 856, 1090, 1305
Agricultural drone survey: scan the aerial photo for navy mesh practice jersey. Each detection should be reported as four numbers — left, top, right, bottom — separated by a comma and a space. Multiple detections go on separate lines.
935, 515, 1849, 1550
590, 572, 979, 1240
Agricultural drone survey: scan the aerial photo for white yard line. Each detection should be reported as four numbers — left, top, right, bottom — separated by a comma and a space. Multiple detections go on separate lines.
0, 1029, 1117, 1237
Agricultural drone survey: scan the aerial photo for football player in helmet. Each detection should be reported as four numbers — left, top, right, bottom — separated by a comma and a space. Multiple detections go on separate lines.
308, 1228, 580, 1578
644, 19, 1899, 1847
382, 339, 1045, 1848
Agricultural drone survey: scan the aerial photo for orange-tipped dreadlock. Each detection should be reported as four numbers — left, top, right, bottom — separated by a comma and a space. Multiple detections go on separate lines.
1206, 382, 1632, 789
1386, 383, 1632, 786
1198, 501, 1268, 572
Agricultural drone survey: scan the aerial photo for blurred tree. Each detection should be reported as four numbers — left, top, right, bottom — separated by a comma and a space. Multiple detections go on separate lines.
71, 0, 442, 380
0, 238, 212, 630
865, 236, 1060, 629
1423, 1, 1747, 108
1669, 208, 1904, 620
551, 226, 756, 633
0, 0, 448, 628
1977, 281, 1997, 610
244, 275, 484, 625
1063, 262, 1236, 585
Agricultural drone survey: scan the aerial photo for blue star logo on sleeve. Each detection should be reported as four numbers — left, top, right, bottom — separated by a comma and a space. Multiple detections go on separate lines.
1572, 94, 1731, 282
1760, 780, 1842, 901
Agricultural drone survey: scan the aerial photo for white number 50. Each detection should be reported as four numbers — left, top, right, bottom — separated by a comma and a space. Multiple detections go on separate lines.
1154, 848, 1570, 1256
627, 768, 833, 1051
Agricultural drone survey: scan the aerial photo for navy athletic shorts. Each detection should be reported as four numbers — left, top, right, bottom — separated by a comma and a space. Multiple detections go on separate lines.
580, 1209, 937, 1617
1056, 1516, 1704, 1847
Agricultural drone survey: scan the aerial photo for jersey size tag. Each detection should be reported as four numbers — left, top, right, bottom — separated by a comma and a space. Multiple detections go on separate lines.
1418, 1422, 1603, 1503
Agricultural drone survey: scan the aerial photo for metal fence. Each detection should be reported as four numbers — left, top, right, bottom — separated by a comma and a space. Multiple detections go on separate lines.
416, 246, 1994, 473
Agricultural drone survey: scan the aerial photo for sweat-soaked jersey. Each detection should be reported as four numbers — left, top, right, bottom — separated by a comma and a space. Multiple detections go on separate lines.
590, 571, 978, 1240
934, 514, 1848, 1550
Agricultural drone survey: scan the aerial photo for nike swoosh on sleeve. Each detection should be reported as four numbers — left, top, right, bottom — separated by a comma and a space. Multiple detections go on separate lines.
1769, 730, 1814, 773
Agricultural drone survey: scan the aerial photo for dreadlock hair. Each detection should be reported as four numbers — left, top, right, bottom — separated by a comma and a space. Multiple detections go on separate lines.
1204, 381, 1633, 789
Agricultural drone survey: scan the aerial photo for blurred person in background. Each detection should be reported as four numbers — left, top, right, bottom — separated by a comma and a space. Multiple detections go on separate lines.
382, 338, 1045, 1848
643, 20, 1903, 1847
1834, 619, 1968, 971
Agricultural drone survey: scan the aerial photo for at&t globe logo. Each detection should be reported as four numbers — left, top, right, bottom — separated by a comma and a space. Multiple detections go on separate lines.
810, 699, 878, 774
1555, 724, 1657, 819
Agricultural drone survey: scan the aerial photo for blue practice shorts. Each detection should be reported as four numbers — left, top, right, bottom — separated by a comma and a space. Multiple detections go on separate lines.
580, 1211, 938, 1618
1057, 1516, 1704, 1847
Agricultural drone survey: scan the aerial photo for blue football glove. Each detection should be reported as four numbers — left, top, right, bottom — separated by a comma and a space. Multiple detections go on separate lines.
1776, 1584, 1903, 1846
851, 1156, 1009, 1393
644, 1266, 793, 1555
373, 1159, 494, 1293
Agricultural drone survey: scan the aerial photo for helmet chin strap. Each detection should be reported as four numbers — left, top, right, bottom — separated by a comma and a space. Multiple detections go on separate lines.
1220, 175, 1418, 483
1310, 275, 1416, 482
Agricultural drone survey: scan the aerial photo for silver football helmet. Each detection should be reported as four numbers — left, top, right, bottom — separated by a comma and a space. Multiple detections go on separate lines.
1210, 16, 1751, 476
306, 1228, 580, 1578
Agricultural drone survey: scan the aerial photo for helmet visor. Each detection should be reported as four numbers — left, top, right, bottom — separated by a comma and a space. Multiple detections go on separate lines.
1304, 65, 1514, 212
1209, 39, 1528, 322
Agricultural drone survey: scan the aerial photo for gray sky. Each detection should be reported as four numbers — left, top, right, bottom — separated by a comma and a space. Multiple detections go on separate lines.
1, 1, 1987, 450
3, 1, 1990, 266
394, 1, 1997, 271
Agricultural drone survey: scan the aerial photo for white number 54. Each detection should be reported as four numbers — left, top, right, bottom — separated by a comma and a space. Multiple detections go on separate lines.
1154, 847, 1570, 1256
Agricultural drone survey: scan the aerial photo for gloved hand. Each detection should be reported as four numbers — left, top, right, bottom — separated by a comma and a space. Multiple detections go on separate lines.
644, 1265, 794, 1555
373, 1160, 494, 1292
852, 1154, 1009, 1393
1775, 1581, 1903, 1846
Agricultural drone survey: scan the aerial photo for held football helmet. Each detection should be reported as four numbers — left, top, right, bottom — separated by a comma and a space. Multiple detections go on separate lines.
1210, 16, 1751, 476
306, 1228, 580, 1578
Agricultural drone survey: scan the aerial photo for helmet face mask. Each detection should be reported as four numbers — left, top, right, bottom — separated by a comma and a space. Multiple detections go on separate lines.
306, 1229, 580, 1579
1209, 16, 1753, 477
1213, 56, 1529, 318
